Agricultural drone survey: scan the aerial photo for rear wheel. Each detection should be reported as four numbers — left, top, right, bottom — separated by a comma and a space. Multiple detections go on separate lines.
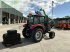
31, 28, 43, 42
49, 31, 55, 39
22, 28, 30, 38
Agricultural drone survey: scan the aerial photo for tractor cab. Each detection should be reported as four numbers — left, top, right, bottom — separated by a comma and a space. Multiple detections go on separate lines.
27, 14, 51, 31
28, 15, 45, 25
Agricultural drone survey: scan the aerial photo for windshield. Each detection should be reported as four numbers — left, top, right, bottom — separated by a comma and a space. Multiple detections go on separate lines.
28, 16, 40, 24
28, 16, 33, 23
28, 15, 45, 25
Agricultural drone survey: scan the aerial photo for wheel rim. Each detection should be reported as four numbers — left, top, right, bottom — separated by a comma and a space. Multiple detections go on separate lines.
35, 31, 42, 41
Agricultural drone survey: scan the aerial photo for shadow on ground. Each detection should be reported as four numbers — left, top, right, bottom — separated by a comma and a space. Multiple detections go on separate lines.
9, 38, 35, 49
0, 38, 35, 50
0, 37, 50, 50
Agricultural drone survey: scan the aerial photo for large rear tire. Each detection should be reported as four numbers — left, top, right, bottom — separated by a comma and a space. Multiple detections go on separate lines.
49, 31, 55, 39
22, 28, 30, 38
31, 28, 43, 42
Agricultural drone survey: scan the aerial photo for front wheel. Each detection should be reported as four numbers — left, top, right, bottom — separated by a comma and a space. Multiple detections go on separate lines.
31, 28, 43, 42
49, 31, 55, 39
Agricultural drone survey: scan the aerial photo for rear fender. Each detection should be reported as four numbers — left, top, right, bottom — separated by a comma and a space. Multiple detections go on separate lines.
30, 24, 45, 31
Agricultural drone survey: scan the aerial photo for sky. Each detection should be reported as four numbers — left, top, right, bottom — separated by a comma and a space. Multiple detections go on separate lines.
53, 2, 70, 18
1, 0, 70, 18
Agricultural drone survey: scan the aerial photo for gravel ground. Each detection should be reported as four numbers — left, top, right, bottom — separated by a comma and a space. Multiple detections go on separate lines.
0, 24, 70, 52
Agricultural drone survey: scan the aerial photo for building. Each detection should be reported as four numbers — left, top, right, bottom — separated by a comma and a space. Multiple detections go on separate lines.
0, 1, 24, 25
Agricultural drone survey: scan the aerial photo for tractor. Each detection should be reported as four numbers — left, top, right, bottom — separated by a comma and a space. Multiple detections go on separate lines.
22, 9, 55, 42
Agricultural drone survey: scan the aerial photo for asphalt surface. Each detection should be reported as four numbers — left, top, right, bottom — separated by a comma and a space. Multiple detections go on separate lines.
0, 24, 70, 52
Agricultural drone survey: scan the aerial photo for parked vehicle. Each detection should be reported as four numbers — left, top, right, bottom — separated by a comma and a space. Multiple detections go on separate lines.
22, 9, 55, 42
54, 18, 70, 29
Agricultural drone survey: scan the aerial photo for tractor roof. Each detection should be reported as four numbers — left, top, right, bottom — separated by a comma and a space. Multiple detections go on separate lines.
28, 15, 48, 17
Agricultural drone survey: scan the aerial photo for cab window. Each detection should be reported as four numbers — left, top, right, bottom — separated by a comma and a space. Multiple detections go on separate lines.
40, 17, 44, 23
29, 17, 33, 23
34, 17, 40, 24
